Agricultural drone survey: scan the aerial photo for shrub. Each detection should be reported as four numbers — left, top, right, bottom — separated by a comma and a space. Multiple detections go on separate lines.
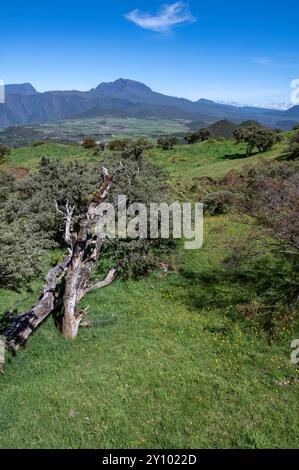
0, 144, 11, 164
4, 156, 100, 245
31, 141, 46, 147
233, 126, 282, 156
108, 138, 130, 151
0, 218, 51, 289
202, 190, 235, 216
288, 131, 299, 160
82, 137, 97, 149
185, 129, 211, 145
157, 137, 179, 150
225, 161, 299, 339
0, 172, 15, 206
237, 300, 297, 341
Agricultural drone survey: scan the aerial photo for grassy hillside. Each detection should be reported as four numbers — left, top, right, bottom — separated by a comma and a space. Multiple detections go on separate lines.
2, 132, 290, 178
2, 143, 98, 173
0, 134, 298, 449
149, 135, 290, 180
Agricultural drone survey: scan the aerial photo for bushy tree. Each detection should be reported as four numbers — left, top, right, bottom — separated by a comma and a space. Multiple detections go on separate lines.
0, 144, 11, 164
4, 156, 100, 244
157, 137, 179, 150
288, 131, 299, 160
226, 161, 299, 339
2, 146, 176, 348
82, 137, 97, 149
243, 162, 299, 256
108, 138, 130, 151
202, 191, 235, 216
31, 141, 46, 147
0, 218, 50, 290
108, 138, 153, 156
0, 172, 15, 206
233, 126, 282, 156
121, 138, 153, 160
186, 129, 211, 145
100, 150, 174, 278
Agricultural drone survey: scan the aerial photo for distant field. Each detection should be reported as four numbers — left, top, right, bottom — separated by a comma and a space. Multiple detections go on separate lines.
0, 117, 190, 147
33, 117, 190, 142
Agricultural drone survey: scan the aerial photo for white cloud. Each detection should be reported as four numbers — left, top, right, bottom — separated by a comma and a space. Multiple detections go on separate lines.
125, 2, 196, 33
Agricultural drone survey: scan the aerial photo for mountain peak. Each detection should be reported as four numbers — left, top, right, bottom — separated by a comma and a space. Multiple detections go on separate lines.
94, 78, 152, 94
285, 105, 299, 116
5, 83, 38, 95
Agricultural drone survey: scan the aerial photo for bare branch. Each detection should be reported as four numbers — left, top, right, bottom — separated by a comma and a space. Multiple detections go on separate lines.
88, 268, 117, 292
3, 252, 72, 352
101, 166, 110, 179
55, 200, 75, 248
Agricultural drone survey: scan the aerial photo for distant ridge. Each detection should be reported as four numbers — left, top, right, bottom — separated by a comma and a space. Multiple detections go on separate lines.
1, 78, 299, 129
206, 120, 264, 139
5, 83, 38, 95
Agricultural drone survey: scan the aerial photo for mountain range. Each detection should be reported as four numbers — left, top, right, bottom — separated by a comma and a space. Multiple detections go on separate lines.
1, 78, 299, 130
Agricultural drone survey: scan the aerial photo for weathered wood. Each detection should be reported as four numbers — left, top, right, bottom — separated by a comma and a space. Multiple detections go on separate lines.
3, 253, 71, 352
62, 168, 118, 339
3, 166, 122, 349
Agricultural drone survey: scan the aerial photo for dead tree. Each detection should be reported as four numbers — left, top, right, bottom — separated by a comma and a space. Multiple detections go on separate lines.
3, 166, 120, 351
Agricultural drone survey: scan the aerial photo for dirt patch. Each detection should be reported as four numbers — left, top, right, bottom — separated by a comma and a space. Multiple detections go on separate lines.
8, 167, 29, 179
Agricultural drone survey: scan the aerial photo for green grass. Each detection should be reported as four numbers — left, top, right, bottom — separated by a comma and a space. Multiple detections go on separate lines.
3, 133, 289, 178
0, 215, 298, 449
0, 134, 298, 449
2, 143, 100, 172
149, 137, 289, 180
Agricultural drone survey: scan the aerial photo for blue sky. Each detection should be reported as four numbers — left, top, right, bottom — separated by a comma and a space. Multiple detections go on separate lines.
1, 0, 299, 106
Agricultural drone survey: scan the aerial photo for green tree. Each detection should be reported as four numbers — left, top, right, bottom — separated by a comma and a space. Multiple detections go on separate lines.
4, 157, 100, 245
108, 138, 153, 157
0, 172, 15, 206
233, 126, 282, 156
0, 144, 11, 164
227, 161, 299, 339
108, 138, 130, 151
157, 137, 179, 150
288, 131, 299, 160
82, 137, 97, 149
0, 218, 50, 289
2, 146, 175, 348
186, 129, 211, 145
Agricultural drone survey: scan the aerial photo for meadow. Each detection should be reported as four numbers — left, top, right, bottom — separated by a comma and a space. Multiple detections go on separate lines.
0, 117, 190, 147
0, 135, 298, 449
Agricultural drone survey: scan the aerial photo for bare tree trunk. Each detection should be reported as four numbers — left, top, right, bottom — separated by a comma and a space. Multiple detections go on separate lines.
62, 169, 117, 339
2, 166, 121, 351
3, 253, 71, 352
62, 261, 116, 339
